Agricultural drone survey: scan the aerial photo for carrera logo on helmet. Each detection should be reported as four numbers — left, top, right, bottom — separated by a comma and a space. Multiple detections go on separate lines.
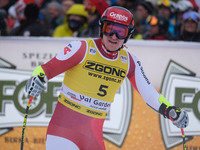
109, 12, 128, 22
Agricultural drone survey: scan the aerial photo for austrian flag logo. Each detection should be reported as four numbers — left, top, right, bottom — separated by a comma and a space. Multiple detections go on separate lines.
64, 46, 71, 55
56, 41, 81, 61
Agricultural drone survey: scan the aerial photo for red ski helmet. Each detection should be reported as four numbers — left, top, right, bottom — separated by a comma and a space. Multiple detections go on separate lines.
99, 6, 135, 43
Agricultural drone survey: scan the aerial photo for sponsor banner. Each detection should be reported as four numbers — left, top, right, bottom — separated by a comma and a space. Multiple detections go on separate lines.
1, 37, 200, 88
0, 68, 62, 128
0, 37, 200, 149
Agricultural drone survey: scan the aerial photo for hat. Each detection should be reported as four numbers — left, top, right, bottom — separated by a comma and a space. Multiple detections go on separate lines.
47, 1, 62, 15
157, 0, 171, 8
157, 0, 177, 13
139, 1, 154, 14
67, 4, 88, 18
183, 11, 200, 23
176, 0, 193, 13
24, 3, 39, 19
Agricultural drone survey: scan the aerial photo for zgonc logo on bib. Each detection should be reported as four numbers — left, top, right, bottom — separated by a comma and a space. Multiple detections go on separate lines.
109, 12, 128, 22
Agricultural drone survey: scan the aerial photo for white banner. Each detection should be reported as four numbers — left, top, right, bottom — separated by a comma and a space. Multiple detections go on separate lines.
1, 37, 200, 89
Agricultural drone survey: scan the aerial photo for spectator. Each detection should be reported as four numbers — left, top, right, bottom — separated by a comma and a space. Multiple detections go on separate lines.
46, 1, 63, 31
53, 4, 88, 37
79, 0, 109, 38
9, 0, 44, 24
6, 0, 44, 33
145, 15, 173, 40
157, 0, 177, 38
8, 3, 50, 36
179, 11, 200, 42
57, 0, 75, 26
131, 12, 143, 39
0, 0, 16, 12
174, 0, 194, 39
0, 0, 10, 9
7, 5, 20, 30
0, 9, 7, 36
125, 0, 140, 14
39, 8, 52, 34
135, 0, 154, 38
61, 0, 74, 16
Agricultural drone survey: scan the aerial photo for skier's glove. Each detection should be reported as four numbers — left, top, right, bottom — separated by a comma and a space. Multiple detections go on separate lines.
25, 66, 48, 97
159, 104, 189, 128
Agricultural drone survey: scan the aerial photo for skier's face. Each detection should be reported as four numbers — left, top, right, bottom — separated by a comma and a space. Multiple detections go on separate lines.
102, 34, 125, 52
101, 22, 126, 51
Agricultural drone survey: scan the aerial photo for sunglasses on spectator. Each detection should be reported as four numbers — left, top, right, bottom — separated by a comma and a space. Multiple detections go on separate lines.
102, 22, 129, 39
150, 16, 158, 26
183, 11, 199, 23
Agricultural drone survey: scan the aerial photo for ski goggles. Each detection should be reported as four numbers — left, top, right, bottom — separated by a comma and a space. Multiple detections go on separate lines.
183, 11, 199, 23
157, 0, 170, 7
150, 16, 158, 26
102, 22, 129, 39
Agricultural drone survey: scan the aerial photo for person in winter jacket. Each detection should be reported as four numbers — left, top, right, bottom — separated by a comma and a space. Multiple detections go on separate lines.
79, 0, 109, 38
8, 3, 50, 36
174, 0, 194, 39
179, 11, 200, 42
53, 4, 88, 37
145, 15, 173, 40
156, 0, 177, 38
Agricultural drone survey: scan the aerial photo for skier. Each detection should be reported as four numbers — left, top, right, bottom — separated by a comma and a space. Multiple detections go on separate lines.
25, 6, 189, 150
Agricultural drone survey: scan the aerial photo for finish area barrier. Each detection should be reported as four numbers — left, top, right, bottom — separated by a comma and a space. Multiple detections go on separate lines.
0, 37, 200, 150
0, 37, 199, 88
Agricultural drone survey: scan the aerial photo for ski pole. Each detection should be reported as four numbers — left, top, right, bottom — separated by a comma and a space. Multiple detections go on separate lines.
20, 96, 34, 150
169, 113, 187, 150
181, 128, 186, 150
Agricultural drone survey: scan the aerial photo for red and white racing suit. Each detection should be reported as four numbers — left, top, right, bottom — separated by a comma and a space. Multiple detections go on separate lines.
41, 38, 167, 150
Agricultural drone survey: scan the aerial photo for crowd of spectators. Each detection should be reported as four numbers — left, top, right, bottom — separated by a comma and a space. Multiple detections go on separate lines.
0, 0, 200, 42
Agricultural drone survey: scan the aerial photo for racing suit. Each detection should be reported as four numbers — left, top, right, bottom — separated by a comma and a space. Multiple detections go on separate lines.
42, 38, 170, 150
